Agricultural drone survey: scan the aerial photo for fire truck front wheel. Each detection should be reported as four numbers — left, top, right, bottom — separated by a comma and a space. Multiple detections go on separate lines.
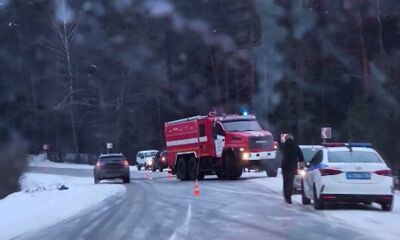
216, 170, 226, 180
177, 157, 189, 181
224, 152, 242, 180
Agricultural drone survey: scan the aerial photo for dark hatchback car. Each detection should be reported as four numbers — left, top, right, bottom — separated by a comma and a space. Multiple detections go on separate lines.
94, 153, 130, 184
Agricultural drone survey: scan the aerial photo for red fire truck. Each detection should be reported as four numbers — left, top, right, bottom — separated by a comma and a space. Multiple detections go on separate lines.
164, 113, 278, 180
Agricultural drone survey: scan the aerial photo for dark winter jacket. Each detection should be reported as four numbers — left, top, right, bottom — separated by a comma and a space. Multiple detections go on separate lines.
280, 139, 304, 175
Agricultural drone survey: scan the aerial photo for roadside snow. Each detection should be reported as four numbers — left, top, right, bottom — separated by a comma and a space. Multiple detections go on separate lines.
0, 173, 126, 240
249, 172, 400, 240
28, 154, 94, 169
28, 154, 137, 171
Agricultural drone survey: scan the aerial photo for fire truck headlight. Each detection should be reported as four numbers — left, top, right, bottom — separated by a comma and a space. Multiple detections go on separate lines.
239, 147, 245, 152
242, 152, 250, 160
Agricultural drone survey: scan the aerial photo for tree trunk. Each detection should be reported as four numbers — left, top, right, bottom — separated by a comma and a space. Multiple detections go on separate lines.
156, 97, 163, 147
209, 49, 221, 107
376, 0, 385, 55
358, 11, 371, 94
63, 23, 79, 153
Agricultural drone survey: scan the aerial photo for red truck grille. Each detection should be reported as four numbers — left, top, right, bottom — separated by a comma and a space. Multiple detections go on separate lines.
248, 136, 273, 150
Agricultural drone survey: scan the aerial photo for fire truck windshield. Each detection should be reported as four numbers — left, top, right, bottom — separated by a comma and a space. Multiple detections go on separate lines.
222, 120, 262, 132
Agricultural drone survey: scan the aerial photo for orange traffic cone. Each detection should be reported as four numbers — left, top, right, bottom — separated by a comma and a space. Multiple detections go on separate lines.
192, 179, 200, 196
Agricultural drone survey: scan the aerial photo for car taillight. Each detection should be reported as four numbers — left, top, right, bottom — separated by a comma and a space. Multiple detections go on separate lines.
123, 160, 129, 168
374, 169, 392, 176
96, 161, 101, 168
319, 168, 342, 176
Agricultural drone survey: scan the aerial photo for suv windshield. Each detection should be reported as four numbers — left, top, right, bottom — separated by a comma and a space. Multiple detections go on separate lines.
222, 120, 262, 132
328, 151, 382, 163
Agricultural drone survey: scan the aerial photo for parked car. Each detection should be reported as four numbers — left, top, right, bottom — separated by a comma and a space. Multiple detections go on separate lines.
302, 143, 394, 211
136, 150, 158, 170
94, 153, 130, 184
293, 145, 323, 194
152, 150, 168, 172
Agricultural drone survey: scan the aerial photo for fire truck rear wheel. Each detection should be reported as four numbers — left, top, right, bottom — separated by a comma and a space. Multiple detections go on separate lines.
188, 157, 198, 181
177, 158, 189, 181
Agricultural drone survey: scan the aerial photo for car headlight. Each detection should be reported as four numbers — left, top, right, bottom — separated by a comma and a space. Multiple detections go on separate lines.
298, 169, 306, 177
162, 157, 166, 161
242, 152, 250, 160
147, 160, 153, 165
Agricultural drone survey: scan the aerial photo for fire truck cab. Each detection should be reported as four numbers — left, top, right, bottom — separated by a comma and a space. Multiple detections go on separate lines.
164, 113, 278, 180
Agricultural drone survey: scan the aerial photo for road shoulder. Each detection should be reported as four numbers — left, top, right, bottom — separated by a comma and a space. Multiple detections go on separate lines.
0, 173, 126, 240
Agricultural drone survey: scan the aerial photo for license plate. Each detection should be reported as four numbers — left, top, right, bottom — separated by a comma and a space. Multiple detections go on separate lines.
346, 172, 371, 180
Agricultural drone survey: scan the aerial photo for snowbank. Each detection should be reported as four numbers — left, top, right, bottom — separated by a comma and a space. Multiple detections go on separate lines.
28, 154, 138, 171
28, 154, 94, 169
0, 173, 126, 240
249, 172, 400, 240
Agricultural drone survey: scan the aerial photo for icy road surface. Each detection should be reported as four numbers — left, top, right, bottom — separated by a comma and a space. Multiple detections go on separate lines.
12, 164, 400, 240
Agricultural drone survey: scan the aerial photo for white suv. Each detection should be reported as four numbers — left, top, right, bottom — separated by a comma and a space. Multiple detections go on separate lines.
136, 150, 158, 170
302, 143, 394, 211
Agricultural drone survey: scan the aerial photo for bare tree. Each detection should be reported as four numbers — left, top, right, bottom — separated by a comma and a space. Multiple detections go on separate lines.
376, 0, 385, 55
46, 0, 79, 153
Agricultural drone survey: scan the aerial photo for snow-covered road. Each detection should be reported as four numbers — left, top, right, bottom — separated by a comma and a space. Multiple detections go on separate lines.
249, 172, 400, 240
0, 173, 126, 240
2, 160, 399, 240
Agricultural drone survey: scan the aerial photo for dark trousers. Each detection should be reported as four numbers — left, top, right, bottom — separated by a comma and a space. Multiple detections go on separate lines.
283, 173, 295, 202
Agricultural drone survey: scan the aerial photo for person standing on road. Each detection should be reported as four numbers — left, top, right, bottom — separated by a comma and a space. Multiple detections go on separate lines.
280, 134, 304, 204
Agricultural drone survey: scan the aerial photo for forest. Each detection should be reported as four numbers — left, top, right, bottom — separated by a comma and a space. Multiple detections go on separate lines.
0, 0, 399, 171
